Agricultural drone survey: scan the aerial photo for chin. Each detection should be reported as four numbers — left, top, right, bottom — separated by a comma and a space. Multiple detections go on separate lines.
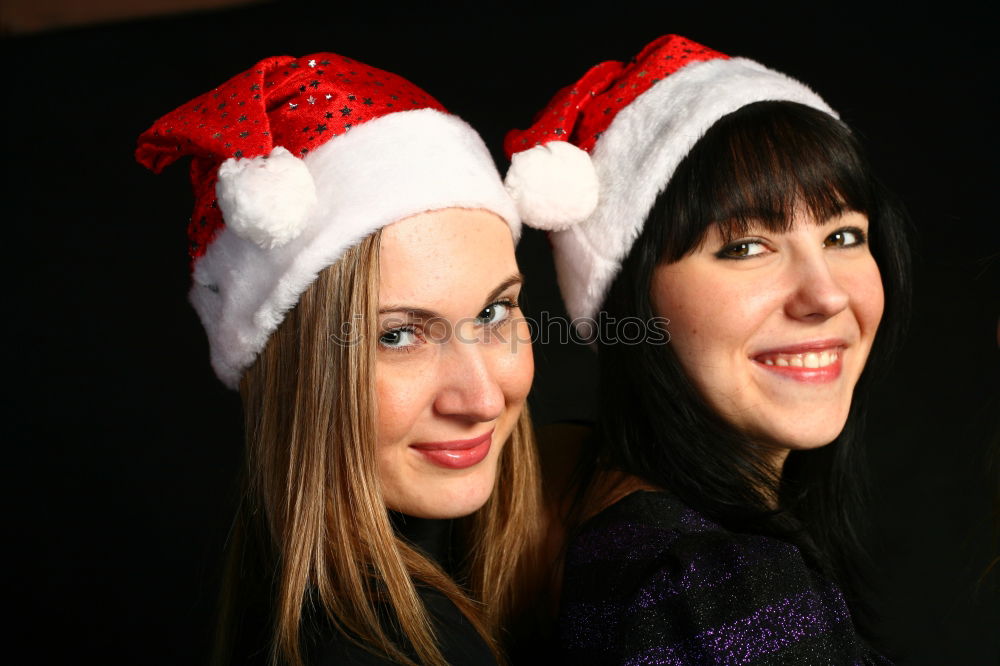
404, 491, 494, 520
424, 498, 490, 520
754, 420, 848, 453
733, 388, 854, 450
779, 434, 841, 453
392, 466, 499, 520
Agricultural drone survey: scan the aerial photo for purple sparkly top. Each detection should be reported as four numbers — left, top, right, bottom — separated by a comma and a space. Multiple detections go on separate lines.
557, 491, 889, 665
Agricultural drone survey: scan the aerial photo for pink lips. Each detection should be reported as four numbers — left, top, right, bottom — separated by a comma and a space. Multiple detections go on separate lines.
410, 428, 494, 469
752, 339, 846, 384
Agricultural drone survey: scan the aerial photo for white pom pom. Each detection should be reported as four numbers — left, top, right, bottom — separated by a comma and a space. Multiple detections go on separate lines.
503, 141, 598, 231
216, 146, 317, 249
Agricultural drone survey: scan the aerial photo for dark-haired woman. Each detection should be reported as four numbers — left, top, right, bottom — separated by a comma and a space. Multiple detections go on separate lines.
504, 35, 909, 664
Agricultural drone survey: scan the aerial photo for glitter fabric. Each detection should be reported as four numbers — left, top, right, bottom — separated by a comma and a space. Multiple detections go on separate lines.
136, 53, 443, 259
558, 491, 890, 665
504, 35, 725, 156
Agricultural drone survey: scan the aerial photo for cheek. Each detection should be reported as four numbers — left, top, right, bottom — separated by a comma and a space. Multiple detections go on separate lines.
494, 320, 534, 404
655, 274, 771, 358
654, 275, 699, 340
856, 262, 886, 337
375, 365, 427, 444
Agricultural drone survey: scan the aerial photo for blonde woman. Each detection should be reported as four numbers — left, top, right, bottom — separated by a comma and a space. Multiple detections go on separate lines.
137, 52, 541, 665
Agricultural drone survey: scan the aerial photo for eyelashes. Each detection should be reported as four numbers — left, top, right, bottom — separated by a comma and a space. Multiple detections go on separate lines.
714, 226, 868, 260
378, 297, 520, 353
378, 325, 419, 350
822, 227, 866, 248
715, 238, 768, 260
475, 298, 517, 327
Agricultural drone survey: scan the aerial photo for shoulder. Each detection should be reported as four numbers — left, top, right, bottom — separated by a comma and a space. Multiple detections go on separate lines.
563, 490, 810, 597
566, 490, 775, 566
558, 491, 874, 665
304, 586, 497, 666
306, 631, 393, 666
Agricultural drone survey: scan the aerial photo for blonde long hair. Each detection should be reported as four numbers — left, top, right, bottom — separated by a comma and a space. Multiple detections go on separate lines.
217, 229, 543, 665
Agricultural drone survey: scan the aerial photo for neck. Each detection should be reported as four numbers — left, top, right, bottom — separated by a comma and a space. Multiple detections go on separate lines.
388, 511, 456, 573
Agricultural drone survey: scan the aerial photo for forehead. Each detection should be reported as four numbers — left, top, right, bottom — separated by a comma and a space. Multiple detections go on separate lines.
378, 208, 517, 310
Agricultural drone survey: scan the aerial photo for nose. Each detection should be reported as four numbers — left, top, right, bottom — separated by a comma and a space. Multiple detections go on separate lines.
432, 339, 505, 423
784, 252, 850, 321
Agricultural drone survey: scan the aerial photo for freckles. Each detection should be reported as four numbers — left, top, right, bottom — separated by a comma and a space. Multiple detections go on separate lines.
376, 369, 425, 440
511, 358, 534, 402
491, 342, 534, 403
733, 277, 779, 312
513, 322, 535, 377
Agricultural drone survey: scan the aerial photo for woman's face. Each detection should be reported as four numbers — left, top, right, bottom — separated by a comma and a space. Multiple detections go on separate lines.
651, 210, 884, 462
375, 208, 533, 519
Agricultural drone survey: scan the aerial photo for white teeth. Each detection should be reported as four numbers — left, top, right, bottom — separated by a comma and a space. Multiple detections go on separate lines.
759, 349, 841, 369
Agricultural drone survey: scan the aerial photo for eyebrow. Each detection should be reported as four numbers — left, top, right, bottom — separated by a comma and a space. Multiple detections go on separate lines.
718, 206, 862, 241
817, 207, 861, 225
378, 273, 524, 317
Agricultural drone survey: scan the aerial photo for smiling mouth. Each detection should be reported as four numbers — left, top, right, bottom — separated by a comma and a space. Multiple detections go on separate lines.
410, 429, 494, 469
752, 346, 845, 382
757, 349, 839, 368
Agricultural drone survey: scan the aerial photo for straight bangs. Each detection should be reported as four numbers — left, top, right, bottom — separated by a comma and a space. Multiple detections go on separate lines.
658, 101, 875, 262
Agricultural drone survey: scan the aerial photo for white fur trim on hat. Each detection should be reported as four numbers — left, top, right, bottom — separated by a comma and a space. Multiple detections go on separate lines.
550, 57, 836, 325
192, 108, 520, 388
215, 146, 318, 249
504, 140, 599, 231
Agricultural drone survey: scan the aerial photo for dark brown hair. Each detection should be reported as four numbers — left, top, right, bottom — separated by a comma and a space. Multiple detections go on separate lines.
585, 101, 911, 642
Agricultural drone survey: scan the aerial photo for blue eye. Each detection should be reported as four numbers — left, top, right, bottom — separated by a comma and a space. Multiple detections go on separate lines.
379, 326, 419, 350
824, 227, 866, 248
477, 300, 513, 327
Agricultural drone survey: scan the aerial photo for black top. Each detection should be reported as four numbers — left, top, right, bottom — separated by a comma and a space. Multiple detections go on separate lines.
304, 512, 496, 665
557, 491, 889, 665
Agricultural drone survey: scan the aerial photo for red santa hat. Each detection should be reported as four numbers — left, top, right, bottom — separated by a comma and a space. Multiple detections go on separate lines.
137, 53, 519, 388
503, 34, 836, 325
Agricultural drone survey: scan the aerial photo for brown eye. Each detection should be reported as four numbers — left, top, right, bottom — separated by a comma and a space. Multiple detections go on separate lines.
727, 243, 751, 258
716, 239, 767, 260
824, 227, 865, 248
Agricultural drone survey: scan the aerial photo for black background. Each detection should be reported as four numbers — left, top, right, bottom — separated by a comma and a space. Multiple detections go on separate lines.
7, 1, 998, 663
